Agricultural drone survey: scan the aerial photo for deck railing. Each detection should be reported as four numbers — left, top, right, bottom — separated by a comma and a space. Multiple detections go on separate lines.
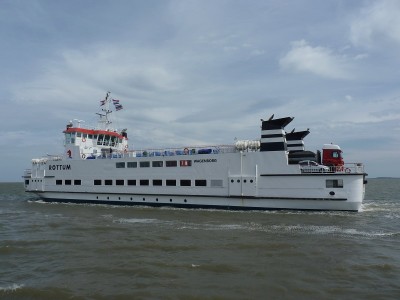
328, 163, 365, 174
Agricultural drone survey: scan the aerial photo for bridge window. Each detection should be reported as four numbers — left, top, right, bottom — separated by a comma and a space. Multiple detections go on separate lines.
65, 133, 75, 144
111, 136, 117, 147
103, 135, 110, 146
97, 134, 104, 145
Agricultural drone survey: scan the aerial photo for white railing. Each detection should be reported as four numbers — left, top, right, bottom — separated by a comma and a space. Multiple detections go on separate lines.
88, 144, 238, 159
328, 163, 364, 174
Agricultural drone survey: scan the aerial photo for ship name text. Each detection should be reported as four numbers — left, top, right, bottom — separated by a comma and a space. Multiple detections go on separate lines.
49, 164, 71, 171
194, 159, 217, 163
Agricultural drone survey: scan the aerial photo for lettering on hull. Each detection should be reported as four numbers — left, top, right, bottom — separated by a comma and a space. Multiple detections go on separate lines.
49, 164, 71, 171
194, 159, 217, 163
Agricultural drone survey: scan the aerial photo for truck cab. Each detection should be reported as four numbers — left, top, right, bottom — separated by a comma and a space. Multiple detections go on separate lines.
322, 144, 344, 168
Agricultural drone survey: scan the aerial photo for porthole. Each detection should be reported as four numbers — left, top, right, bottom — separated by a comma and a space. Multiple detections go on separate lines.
237, 179, 240, 183
250, 179, 254, 183
143, 198, 145, 201
130, 197, 133, 201
107, 196, 109, 200
184, 199, 187, 203
118, 197, 121, 200
170, 199, 172, 202
244, 179, 247, 183
231, 179, 234, 183
156, 198, 159, 202
96, 196, 98, 199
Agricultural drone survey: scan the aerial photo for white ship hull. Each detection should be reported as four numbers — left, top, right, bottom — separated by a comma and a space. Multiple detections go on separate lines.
25, 151, 366, 212
33, 192, 362, 212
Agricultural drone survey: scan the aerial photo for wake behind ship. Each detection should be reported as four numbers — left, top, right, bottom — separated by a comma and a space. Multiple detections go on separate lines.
23, 92, 367, 211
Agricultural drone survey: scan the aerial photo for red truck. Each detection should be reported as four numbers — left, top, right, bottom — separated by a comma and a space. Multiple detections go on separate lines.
322, 144, 344, 171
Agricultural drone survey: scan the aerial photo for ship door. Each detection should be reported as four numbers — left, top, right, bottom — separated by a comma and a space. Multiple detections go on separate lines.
241, 176, 257, 197
31, 165, 45, 191
229, 175, 242, 196
228, 175, 257, 197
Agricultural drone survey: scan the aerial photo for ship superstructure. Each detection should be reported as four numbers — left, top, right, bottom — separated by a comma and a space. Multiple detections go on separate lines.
23, 93, 367, 211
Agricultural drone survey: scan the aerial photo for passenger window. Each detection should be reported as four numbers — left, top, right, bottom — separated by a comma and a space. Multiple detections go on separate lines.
166, 161, 177, 167
152, 161, 163, 167
180, 179, 191, 186
326, 179, 343, 188
127, 162, 137, 168
140, 161, 150, 168
116, 162, 125, 168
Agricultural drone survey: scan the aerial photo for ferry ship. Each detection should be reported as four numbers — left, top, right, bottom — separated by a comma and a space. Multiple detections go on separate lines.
23, 92, 367, 211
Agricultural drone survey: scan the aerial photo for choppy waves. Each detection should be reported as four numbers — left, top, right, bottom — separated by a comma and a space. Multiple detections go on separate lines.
106, 214, 400, 240
1, 180, 400, 299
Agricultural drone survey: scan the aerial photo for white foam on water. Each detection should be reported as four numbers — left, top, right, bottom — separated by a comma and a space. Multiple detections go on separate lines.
114, 218, 160, 224
0, 283, 24, 292
271, 224, 399, 238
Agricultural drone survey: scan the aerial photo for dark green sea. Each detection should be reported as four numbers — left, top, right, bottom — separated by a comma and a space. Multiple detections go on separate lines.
1, 179, 399, 299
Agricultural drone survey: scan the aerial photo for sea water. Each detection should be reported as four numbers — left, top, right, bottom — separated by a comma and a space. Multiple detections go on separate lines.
0, 179, 399, 299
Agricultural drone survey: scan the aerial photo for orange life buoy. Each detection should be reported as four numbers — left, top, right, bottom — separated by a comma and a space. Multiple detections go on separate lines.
345, 168, 351, 173
82, 137, 86, 142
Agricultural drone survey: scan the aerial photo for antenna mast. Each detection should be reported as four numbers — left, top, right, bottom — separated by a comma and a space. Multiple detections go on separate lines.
96, 91, 113, 130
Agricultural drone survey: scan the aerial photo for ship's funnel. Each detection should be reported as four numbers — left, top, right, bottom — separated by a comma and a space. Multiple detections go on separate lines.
286, 129, 310, 152
260, 116, 293, 151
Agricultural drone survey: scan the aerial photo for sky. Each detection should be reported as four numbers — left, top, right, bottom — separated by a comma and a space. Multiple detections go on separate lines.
1, 0, 399, 181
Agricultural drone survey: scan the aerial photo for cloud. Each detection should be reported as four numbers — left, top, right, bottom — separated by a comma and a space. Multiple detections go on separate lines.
350, 0, 400, 48
279, 40, 353, 79
1, 1, 400, 179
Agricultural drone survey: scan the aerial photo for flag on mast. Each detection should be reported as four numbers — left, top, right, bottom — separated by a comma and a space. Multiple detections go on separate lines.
112, 99, 123, 111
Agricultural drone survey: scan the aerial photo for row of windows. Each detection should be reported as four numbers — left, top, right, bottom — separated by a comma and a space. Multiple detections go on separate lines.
53, 179, 342, 188
55, 179, 223, 187
56, 179, 81, 185
65, 132, 123, 146
116, 160, 191, 169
